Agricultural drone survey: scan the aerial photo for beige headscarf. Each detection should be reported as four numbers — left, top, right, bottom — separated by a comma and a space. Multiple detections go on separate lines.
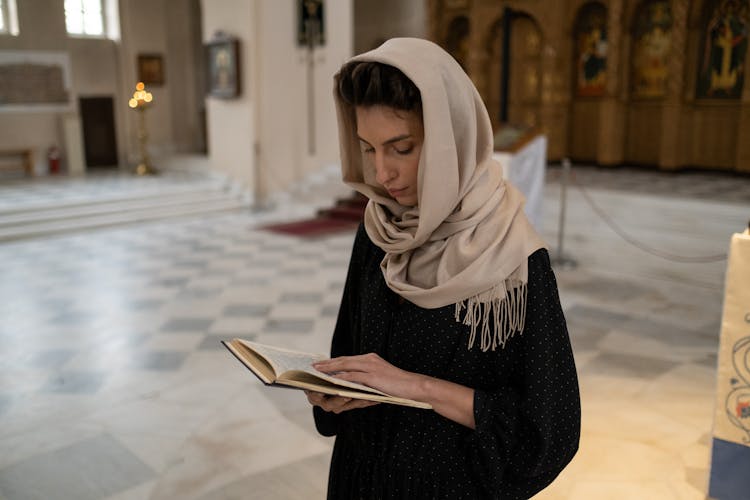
334, 38, 547, 351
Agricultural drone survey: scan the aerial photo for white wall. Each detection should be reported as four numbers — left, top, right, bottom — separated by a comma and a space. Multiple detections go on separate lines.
256, 0, 353, 197
0, 0, 120, 173
202, 0, 353, 201
201, 0, 257, 191
0, 0, 202, 173
1, 0, 353, 186
166, 0, 206, 153
118, 0, 174, 162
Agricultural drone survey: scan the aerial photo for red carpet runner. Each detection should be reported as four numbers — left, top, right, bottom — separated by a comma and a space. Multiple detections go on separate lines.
260, 193, 367, 238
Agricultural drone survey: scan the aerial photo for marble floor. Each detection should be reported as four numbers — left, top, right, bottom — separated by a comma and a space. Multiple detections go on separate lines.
0, 160, 748, 499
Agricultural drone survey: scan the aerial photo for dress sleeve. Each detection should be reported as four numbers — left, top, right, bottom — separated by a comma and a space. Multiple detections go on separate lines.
467, 249, 581, 498
312, 223, 367, 437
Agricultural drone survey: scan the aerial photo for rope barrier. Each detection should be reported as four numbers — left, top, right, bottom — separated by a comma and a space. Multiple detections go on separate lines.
564, 165, 728, 263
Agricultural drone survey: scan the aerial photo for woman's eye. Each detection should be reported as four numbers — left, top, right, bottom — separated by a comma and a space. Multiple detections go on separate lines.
362, 147, 374, 154
395, 146, 413, 155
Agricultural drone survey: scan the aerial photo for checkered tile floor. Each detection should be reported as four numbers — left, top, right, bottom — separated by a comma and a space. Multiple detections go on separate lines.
0, 210, 353, 350
0, 159, 747, 499
0, 207, 355, 499
547, 163, 750, 204
0, 169, 224, 211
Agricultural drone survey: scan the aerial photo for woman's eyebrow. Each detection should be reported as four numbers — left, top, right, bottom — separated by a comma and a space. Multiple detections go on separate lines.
357, 134, 412, 146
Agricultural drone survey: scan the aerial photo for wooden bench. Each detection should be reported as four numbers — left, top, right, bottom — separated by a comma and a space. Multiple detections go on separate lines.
0, 149, 34, 177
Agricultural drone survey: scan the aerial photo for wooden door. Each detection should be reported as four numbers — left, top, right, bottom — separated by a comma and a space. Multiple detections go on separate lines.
79, 96, 118, 167
484, 14, 543, 130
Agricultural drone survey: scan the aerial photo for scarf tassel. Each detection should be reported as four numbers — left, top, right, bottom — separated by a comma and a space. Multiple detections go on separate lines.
454, 280, 528, 351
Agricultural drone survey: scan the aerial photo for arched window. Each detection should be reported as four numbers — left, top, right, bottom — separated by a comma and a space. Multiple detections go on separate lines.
0, 0, 19, 36
573, 2, 608, 97
631, 0, 673, 98
64, 0, 120, 40
695, 0, 749, 99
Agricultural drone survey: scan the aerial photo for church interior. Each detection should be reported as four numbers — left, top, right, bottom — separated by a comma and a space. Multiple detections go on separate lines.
0, 0, 749, 499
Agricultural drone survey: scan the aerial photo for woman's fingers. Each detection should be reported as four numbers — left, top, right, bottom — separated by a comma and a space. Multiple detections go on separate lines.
304, 391, 351, 412
314, 353, 383, 373
312, 353, 414, 398
305, 390, 328, 406
308, 353, 418, 407
330, 370, 371, 386
304, 391, 380, 413
310, 393, 352, 412
343, 399, 380, 410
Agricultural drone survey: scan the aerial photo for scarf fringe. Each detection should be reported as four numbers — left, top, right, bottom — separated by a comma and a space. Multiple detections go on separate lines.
454, 280, 527, 351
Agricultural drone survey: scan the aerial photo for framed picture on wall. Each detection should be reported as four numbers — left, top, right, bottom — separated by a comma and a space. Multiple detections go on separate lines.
695, 0, 748, 99
137, 54, 165, 85
297, 0, 325, 47
206, 34, 241, 99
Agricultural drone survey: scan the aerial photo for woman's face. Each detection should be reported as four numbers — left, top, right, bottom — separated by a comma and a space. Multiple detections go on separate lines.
355, 105, 423, 207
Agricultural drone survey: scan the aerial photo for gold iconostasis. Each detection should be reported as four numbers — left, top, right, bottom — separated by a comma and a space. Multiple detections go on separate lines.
428, 0, 750, 172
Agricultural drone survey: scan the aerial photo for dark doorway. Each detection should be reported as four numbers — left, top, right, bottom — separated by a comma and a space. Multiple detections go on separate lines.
79, 96, 118, 167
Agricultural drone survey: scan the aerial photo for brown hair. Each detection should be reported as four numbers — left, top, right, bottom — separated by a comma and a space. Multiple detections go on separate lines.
335, 61, 422, 114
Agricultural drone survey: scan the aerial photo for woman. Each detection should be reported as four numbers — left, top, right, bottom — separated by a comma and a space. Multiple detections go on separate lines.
306, 38, 580, 499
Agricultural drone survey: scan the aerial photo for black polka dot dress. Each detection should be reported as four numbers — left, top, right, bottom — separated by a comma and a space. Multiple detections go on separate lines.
313, 224, 580, 499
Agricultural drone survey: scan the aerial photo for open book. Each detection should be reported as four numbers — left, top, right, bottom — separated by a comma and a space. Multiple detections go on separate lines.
222, 339, 432, 409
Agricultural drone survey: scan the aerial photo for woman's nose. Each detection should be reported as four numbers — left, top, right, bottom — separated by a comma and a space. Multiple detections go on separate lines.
374, 154, 395, 186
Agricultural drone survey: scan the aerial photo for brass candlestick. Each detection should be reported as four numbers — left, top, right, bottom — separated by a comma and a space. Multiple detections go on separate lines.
128, 82, 158, 176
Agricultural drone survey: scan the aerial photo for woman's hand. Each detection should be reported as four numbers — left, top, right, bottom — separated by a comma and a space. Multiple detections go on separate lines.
313, 353, 476, 429
313, 353, 425, 401
305, 390, 379, 413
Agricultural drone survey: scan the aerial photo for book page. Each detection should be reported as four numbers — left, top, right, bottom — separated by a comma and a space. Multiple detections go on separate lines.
241, 340, 327, 374
238, 339, 388, 396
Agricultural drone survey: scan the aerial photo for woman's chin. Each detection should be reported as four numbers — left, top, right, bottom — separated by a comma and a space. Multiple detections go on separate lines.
395, 196, 417, 207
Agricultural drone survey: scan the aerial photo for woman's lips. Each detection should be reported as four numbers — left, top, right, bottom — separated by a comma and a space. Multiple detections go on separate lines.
388, 187, 407, 197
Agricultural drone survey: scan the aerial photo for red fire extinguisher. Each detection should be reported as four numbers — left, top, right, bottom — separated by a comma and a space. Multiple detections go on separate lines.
48, 146, 61, 174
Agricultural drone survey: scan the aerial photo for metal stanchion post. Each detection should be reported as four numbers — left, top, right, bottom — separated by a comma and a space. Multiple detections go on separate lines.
552, 158, 577, 269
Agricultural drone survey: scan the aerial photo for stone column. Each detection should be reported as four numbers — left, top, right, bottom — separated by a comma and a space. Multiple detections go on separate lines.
538, 24, 569, 161
597, 0, 625, 165
659, 0, 689, 169
467, 5, 492, 104
426, 0, 442, 42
